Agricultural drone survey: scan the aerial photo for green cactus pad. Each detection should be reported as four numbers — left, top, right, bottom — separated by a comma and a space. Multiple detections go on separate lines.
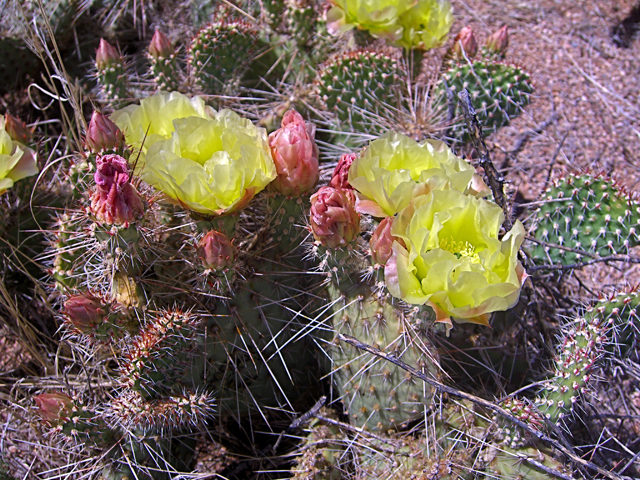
529, 171, 640, 265
588, 287, 640, 359
329, 283, 440, 432
436, 60, 532, 141
317, 49, 403, 135
189, 15, 260, 96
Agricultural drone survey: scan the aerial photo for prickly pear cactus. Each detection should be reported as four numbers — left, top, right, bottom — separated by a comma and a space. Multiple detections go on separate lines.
588, 287, 640, 359
529, 171, 640, 265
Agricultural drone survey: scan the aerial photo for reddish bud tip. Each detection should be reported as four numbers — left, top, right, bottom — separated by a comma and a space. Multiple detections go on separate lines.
90, 154, 144, 226
148, 30, 174, 59
329, 153, 356, 190
370, 217, 404, 266
268, 109, 319, 197
64, 294, 106, 333
486, 25, 509, 55
34, 392, 73, 425
3, 114, 32, 144
197, 230, 235, 271
85, 111, 125, 152
96, 39, 121, 70
453, 26, 478, 59
310, 186, 360, 248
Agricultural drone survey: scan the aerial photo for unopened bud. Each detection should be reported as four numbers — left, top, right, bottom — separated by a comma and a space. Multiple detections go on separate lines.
370, 217, 405, 266
64, 294, 107, 333
329, 153, 356, 190
34, 392, 73, 425
3, 114, 32, 144
268, 109, 319, 197
148, 30, 174, 59
453, 26, 478, 59
85, 111, 125, 152
96, 39, 121, 70
197, 230, 235, 271
90, 154, 144, 226
310, 186, 360, 248
486, 25, 509, 55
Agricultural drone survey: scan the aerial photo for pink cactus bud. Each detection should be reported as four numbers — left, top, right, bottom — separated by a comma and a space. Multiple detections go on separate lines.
309, 186, 360, 248
197, 230, 235, 271
329, 153, 356, 190
148, 30, 174, 59
268, 109, 319, 197
486, 25, 509, 55
453, 26, 478, 59
4, 114, 32, 143
34, 392, 73, 425
370, 217, 405, 266
64, 294, 106, 333
85, 112, 125, 152
95, 39, 121, 70
90, 154, 144, 227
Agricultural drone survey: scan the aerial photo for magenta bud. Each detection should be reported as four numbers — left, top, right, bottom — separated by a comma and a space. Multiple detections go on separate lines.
268, 109, 319, 197
4, 114, 32, 144
85, 112, 125, 152
309, 186, 360, 248
329, 153, 356, 190
486, 25, 509, 55
197, 230, 235, 271
370, 217, 406, 266
95, 38, 121, 70
64, 294, 106, 333
453, 26, 478, 59
90, 154, 145, 226
34, 392, 73, 425
148, 30, 174, 59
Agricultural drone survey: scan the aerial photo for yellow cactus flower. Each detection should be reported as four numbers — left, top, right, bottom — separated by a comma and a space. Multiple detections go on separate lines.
110, 91, 212, 167
326, 0, 418, 41
385, 190, 526, 330
348, 131, 488, 217
143, 110, 276, 215
396, 0, 453, 50
0, 116, 38, 194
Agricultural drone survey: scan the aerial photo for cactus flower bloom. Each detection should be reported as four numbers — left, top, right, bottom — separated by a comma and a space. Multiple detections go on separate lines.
395, 0, 453, 50
348, 131, 488, 217
268, 110, 319, 196
385, 190, 526, 329
34, 392, 73, 425
85, 111, 126, 152
197, 230, 235, 271
143, 110, 276, 215
310, 186, 360, 248
0, 115, 38, 194
110, 91, 212, 167
90, 154, 145, 226
64, 294, 107, 333
326, 0, 417, 41
330, 152, 357, 190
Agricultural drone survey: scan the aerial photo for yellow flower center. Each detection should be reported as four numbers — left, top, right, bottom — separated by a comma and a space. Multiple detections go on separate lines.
439, 237, 481, 263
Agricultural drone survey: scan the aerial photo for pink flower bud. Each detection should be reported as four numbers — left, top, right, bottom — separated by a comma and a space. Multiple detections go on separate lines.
64, 294, 106, 333
268, 109, 319, 197
329, 153, 356, 190
35, 392, 73, 425
486, 25, 509, 55
310, 186, 360, 248
85, 112, 125, 152
96, 39, 121, 70
148, 30, 174, 59
370, 217, 405, 266
90, 154, 145, 226
453, 26, 478, 59
197, 230, 235, 271
4, 114, 32, 143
